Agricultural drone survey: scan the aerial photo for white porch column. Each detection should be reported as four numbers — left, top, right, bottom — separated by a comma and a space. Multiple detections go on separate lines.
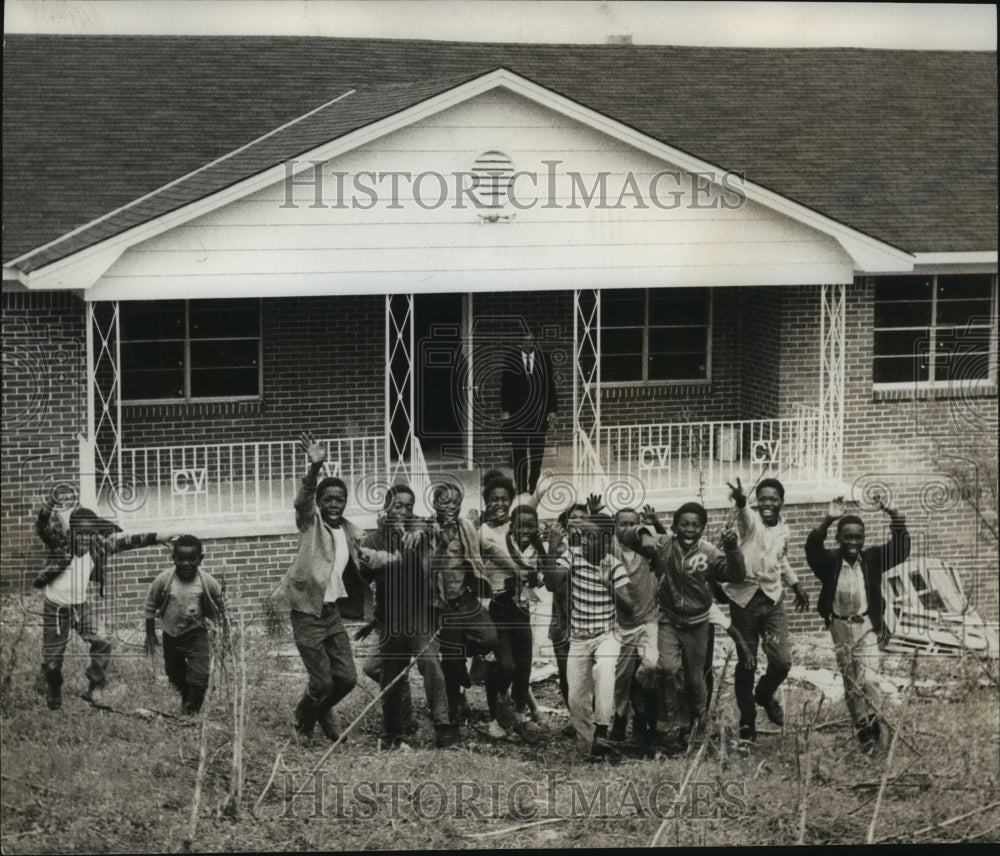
573, 288, 602, 479
819, 283, 846, 480
85, 300, 122, 507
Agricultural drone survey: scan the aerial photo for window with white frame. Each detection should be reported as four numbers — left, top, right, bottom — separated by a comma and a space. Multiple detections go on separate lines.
120, 298, 262, 402
600, 287, 711, 384
872, 274, 997, 388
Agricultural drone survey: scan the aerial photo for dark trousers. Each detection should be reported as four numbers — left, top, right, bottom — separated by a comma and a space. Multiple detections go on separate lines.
552, 638, 570, 707
438, 592, 499, 713
485, 602, 533, 716
510, 431, 547, 495
378, 628, 450, 735
290, 603, 357, 726
658, 620, 712, 723
729, 590, 791, 724
162, 627, 210, 693
42, 598, 112, 690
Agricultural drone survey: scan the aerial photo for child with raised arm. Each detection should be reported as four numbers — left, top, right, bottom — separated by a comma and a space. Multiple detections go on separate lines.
723, 478, 810, 741
554, 513, 633, 758
281, 432, 369, 741
144, 535, 226, 715
805, 495, 909, 752
622, 502, 751, 740
34, 492, 170, 710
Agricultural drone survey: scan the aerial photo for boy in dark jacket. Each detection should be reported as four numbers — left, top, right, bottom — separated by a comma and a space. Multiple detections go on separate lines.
804, 495, 909, 751
359, 485, 454, 749
144, 535, 226, 715
623, 502, 750, 735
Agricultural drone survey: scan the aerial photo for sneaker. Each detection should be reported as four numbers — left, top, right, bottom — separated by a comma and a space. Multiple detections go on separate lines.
378, 734, 410, 751
318, 710, 341, 742
435, 723, 461, 748
495, 693, 515, 729
513, 712, 541, 742
81, 684, 109, 709
485, 720, 511, 740
609, 713, 628, 742
738, 718, 757, 742
755, 692, 784, 727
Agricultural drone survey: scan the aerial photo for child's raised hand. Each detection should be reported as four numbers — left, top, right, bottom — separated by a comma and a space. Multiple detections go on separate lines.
299, 431, 327, 465
827, 496, 846, 519
727, 478, 747, 508
586, 493, 604, 514
466, 507, 481, 528
721, 526, 739, 551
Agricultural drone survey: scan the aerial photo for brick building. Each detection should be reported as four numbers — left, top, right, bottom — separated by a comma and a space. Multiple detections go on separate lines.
2, 37, 997, 633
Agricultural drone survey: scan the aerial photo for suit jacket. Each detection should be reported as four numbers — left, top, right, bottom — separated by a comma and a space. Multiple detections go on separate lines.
500, 347, 558, 435
804, 512, 910, 635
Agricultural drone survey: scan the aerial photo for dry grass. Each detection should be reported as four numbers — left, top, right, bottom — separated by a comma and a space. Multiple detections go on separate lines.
1, 595, 998, 853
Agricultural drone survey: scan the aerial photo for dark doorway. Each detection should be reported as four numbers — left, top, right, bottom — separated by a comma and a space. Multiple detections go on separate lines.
414, 294, 467, 463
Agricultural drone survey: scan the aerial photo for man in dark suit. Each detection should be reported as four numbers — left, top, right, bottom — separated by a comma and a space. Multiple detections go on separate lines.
500, 329, 557, 495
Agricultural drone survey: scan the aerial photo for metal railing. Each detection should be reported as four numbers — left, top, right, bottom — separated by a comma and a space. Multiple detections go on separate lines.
118, 436, 384, 520
599, 413, 823, 494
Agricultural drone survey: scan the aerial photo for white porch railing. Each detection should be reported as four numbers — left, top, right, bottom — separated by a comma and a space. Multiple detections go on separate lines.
118, 436, 384, 520
599, 412, 824, 494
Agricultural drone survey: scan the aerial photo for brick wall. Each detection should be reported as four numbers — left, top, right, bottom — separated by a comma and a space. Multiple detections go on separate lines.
1, 291, 87, 585
837, 279, 999, 619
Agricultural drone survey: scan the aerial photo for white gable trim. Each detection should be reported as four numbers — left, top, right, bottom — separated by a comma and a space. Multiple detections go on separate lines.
9, 67, 914, 291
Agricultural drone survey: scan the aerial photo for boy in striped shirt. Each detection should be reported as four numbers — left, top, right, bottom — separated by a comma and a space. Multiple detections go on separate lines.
554, 514, 633, 758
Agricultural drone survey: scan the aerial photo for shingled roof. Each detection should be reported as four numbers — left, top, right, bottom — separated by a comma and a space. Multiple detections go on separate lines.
3, 35, 996, 265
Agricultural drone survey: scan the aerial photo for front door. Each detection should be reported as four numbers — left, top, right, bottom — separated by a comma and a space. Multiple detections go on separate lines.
413, 293, 473, 468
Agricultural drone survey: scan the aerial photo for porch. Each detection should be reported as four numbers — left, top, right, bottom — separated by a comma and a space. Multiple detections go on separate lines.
78, 284, 849, 533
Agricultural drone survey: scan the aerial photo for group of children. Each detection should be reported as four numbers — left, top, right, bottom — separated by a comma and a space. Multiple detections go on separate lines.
33, 433, 910, 758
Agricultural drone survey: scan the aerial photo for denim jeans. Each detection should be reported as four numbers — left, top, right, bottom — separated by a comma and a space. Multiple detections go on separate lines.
614, 620, 659, 717
829, 617, 880, 727
290, 602, 357, 726
438, 591, 499, 712
378, 628, 449, 733
729, 589, 791, 723
486, 602, 534, 715
657, 619, 711, 723
42, 598, 112, 690
567, 630, 621, 754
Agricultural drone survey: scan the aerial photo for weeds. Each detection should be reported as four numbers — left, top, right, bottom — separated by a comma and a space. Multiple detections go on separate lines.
1, 593, 998, 852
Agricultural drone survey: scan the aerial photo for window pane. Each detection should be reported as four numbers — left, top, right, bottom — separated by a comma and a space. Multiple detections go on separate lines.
648, 290, 707, 323
935, 346, 991, 382
873, 300, 932, 328
874, 329, 926, 358
649, 326, 707, 353
122, 369, 184, 400
121, 340, 184, 370
649, 352, 707, 381
120, 301, 185, 341
189, 299, 260, 339
601, 289, 645, 326
937, 274, 994, 301
873, 356, 929, 384
873, 276, 933, 301
935, 299, 993, 326
190, 339, 260, 369
191, 367, 259, 398
603, 354, 643, 382
601, 328, 641, 355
